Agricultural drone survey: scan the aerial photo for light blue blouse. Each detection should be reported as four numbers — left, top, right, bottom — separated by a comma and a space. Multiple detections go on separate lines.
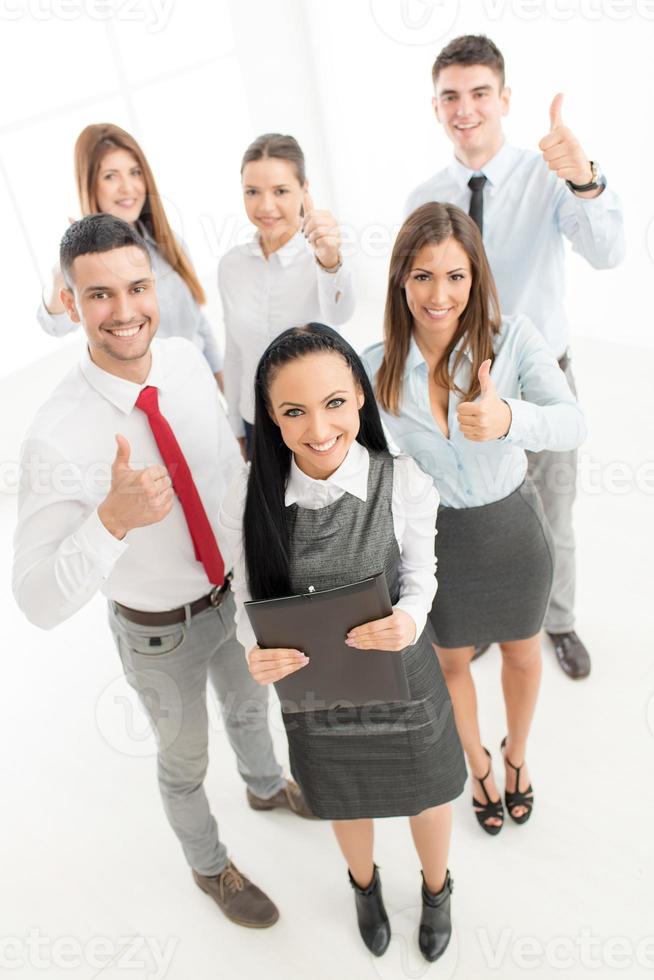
362, 314, 587, 509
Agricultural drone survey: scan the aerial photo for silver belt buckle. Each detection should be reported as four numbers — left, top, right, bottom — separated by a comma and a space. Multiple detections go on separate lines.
209, 585, 223, 607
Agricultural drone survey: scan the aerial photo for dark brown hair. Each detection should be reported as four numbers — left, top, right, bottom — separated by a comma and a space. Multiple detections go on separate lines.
74, 123, 206, 304
376, 203, 501, 415
432, 34, 505, 89
240, 133, 306, 185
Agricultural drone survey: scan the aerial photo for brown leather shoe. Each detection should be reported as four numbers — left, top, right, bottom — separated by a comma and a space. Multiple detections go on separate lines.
246, 779, 319, 819
192, 861, 279, 928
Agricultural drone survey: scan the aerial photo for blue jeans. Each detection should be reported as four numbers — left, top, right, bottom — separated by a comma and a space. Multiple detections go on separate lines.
108, 591, 285, 876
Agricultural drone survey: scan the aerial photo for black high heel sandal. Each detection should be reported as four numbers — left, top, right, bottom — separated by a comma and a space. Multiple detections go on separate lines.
500, 736, 534, 824
471, 747, 504, 835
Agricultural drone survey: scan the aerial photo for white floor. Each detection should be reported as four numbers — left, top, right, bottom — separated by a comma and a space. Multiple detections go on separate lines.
2, 336, 653, 980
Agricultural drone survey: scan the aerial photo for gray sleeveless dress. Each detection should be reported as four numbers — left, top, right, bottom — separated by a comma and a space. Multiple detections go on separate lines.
282, 451, 467, 820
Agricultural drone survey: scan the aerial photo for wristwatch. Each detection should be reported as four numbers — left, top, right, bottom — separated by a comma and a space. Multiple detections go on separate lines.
566, 161, 602, 193
316, 252, 343, 274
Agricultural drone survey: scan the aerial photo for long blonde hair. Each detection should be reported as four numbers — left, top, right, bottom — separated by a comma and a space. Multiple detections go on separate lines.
74, 123, 206, 304
376, 202, 501, 414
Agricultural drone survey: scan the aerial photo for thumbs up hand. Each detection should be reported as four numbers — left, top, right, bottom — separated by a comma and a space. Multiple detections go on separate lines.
456, 360, 512, 442
538, 93, 593, 188
302, 191, 342, 270
98, 434, 174, 540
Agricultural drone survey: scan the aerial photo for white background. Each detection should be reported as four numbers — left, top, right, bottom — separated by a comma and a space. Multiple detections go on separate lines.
1, 2, 653, 979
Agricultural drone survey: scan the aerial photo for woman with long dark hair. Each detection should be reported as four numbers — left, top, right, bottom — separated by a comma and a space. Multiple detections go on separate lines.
219, 133, 355, 459
38, 123, 223, 383
219, 323, 466, 964
364, 203, 587, 836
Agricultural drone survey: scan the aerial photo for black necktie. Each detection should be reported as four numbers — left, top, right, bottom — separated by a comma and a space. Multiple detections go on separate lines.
468, 175, 487, 234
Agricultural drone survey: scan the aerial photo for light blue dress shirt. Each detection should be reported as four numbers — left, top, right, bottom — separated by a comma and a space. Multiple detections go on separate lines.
37, 222, 223, 372
405, 142, 625, 359
363, 314, 587, 509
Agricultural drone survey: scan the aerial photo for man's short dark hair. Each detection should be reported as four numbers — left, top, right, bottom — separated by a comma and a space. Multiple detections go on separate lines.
59, 213, 150, 287
432, 34, 505, 89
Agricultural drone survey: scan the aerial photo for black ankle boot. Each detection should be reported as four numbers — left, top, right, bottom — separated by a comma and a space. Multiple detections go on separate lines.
419, 869, 453, 962
348, 864, 391, 957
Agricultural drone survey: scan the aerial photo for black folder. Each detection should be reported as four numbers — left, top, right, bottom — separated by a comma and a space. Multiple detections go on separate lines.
244, 572, 410, 712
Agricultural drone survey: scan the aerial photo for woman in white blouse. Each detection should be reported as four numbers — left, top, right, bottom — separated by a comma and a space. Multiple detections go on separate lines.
219, 133, 355, 458
219, 324, 466, 964
38, 123, 223, 384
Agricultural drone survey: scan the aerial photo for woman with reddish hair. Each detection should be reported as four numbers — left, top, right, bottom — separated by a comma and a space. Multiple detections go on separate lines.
38, 123, 222, 383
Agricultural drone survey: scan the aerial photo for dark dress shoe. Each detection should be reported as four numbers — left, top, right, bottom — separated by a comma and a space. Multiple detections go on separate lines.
247, 779, 318, 819
348, 865, 391, 957
192, 861, 279, 928
419, 869, 453, 962
547, 631, 591, 679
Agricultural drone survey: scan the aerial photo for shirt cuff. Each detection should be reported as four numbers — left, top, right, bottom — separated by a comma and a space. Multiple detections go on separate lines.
73, 508, 130, 578
229, 414, 246, 439
393, 600, 423, 646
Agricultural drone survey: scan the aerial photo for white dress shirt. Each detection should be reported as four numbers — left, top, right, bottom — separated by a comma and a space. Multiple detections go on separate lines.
405, 141, 625, 359
363, 314, 587, 509
218, 440, 439, 659
13, 337, 244, 630
37, 224, 223, 372
219, 230, 355, 436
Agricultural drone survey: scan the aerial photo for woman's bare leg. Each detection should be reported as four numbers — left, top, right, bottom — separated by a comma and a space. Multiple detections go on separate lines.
435, 643, 501, 828
409, 803, 452, 893
331, 818, 375, 887
499, 633, 542, 818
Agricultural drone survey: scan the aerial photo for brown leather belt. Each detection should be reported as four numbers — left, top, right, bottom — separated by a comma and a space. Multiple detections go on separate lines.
114, 575, 232, 627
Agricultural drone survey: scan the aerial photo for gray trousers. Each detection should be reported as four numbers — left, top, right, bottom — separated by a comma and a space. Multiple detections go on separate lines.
108, 590, 285, 877
526, 358, 579, 633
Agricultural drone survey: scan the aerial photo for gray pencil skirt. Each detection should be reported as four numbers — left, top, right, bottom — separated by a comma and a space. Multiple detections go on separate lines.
282, 625, 467, 820
429, 479, 555, 648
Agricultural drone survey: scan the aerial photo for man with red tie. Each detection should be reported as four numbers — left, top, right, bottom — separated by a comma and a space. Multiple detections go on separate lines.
13, 214, 313, 930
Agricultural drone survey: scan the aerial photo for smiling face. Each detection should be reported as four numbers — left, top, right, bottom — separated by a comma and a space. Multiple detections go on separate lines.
433, 64, 509, 166
403, 237, 473, 348
94, 148, 147, 225
61, 244, 158, 381
242, 157, 306, 251
267, 351, 365, 480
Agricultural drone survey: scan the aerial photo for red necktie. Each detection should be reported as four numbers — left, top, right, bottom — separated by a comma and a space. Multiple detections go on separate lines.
135, 385, 225, 586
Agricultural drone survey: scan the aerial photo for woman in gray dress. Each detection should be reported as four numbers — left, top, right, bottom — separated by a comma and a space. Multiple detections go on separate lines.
219, 324, 466, 964
364, 203, 587, 836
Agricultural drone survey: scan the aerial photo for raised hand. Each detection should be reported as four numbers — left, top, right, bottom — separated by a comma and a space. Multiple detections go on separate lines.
302, 191, 342, 270
98, 434, 174, 539
345, 608, 416, 651
248, 646, 309, 685
456, 359, 512, 442
538, 93, 592, 187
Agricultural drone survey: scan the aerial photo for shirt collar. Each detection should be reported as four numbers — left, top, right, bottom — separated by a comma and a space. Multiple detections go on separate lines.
404, 333, 472, 379
80, 338, 168, 415
448, 140, 518, 192
285, 439, 370, 505
244, 229, 308, 267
